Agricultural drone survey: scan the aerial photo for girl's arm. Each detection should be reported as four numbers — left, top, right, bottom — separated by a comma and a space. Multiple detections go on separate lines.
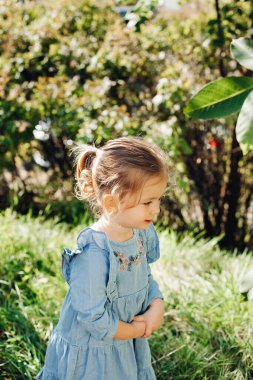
113, 320, 146, 340
69, 244, 119, 341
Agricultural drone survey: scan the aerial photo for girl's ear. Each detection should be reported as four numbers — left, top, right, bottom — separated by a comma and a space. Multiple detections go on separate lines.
102, 194, 118, 214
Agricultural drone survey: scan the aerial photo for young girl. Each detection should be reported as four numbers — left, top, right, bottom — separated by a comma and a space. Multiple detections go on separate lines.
36, 136, 168, 380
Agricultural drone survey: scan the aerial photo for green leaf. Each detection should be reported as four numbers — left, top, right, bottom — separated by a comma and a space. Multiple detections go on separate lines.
236, 90, 253, 154
185, 77, 253, 120
231, 38, 253, 71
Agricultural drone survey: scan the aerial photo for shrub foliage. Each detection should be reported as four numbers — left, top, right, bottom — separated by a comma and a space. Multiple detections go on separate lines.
1, 0, 253, 248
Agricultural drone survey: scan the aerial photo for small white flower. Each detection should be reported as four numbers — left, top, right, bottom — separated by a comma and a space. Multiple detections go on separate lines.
159, 51, 166, 60
152, 94, 164, 106
110, 110, 117, 118
33, 152, 50, 168
33, 130, 50, 141
157, 77, 168, 89
202, 38, 211, 49
127, 19, 138, 29
158, 122, 173, 137
65, 139, 73, 146
115, 120, 124, 131
168, 116, 177, 126
90, 55, 98, 69
90, 121, 98, 130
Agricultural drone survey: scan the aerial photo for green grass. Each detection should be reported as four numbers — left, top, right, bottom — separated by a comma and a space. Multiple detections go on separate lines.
151, 232, 253, 379
1, 210, 253, 379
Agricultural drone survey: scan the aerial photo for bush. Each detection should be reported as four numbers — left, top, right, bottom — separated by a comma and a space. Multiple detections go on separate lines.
1, 0, 253, 248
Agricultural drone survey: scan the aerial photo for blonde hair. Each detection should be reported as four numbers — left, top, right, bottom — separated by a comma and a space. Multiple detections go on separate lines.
72, 137, 168, 215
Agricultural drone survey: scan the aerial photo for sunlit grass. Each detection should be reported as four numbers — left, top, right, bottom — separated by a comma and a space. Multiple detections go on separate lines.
151, 231, 253, 379
1, 210, 253, 379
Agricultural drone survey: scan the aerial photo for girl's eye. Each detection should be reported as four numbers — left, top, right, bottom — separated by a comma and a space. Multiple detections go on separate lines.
143, 201, 152, 206
143, 198, 162, 206
142, 198, 162, 206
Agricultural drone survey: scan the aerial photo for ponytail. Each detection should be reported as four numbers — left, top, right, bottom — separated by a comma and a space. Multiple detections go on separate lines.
73, 145, 98, 204
76, 149, 97, 179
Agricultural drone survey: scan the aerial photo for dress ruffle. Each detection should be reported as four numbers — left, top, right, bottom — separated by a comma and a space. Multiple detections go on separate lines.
138, 366, 157, 380
36, 365, 156, 380
37, 332, 146, 380
36, 367, 58, 380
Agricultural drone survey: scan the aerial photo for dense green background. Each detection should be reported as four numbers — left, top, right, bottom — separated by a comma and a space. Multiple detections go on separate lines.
1, 0, 253, 249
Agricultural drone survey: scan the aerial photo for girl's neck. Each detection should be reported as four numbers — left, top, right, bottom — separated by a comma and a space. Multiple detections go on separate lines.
92, 215, 133, 243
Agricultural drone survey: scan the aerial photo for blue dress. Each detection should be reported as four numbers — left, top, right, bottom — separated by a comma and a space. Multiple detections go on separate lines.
36, 223, 163, 380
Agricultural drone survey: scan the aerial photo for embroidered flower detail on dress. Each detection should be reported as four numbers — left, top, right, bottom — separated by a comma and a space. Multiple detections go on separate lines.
113, 237, 146, 271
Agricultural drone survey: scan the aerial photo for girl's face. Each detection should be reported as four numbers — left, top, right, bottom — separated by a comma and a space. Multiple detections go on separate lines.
112, 176, 167, 230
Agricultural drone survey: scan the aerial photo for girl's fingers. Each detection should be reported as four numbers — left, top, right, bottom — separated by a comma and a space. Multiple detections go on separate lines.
142, 326, 153, 338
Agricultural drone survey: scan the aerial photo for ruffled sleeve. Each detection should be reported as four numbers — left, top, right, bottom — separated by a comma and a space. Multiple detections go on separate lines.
62, 228, 119, 341
61, 227, 109, 284
141, 224, 164, 306
62, 247, 82, 284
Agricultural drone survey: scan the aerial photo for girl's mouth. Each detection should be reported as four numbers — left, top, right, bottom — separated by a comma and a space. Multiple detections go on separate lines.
144, 220, 152, 223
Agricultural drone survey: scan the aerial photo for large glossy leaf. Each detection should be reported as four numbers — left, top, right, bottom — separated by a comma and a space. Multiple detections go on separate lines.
236, 90, 253, 154
231, 38, 253, 71
185, 76, 253, 120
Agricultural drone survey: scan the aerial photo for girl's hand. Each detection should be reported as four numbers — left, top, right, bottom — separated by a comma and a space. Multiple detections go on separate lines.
133, 298, 164, 338
130, 320, 146, 338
